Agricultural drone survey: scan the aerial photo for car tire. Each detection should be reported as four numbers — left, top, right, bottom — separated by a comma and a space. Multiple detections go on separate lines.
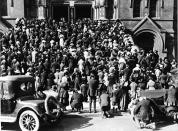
19, 110, 40, 131
45, 96, 62, 120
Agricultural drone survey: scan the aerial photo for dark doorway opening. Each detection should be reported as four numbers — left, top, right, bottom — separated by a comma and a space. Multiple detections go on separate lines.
53, 5, 69, 21
75, 5, 92, 20
134, 32, 155, 53
106, 0, 114, 19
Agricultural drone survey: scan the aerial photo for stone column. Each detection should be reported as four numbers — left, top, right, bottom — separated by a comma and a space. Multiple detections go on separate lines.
92, 1, 96, 20
94, 7, 97, 20
69, 1, 75, 24
99, 0, 106, 20
99, 6, 106, 20
96, 7, 99, 20
38, 6, 46, 19
95, 0, 100, 20
113, 0, 118, 20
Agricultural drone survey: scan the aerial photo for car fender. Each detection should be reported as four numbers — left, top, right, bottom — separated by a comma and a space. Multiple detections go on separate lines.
15, 105, 44, 122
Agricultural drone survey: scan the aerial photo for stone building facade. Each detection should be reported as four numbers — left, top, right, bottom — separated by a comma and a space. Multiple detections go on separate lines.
0, 0, 177, 61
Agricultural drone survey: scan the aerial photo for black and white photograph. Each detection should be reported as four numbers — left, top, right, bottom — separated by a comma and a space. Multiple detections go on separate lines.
0, 0, 178, 131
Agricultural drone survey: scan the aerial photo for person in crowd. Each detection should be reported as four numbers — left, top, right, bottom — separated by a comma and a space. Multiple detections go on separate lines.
70, 90, 84, 113
99, 90, 111, 118
0, 17, 177, 117
80, 81, 88, 102
111, 84, 120, 113
58, 82, 69, 111
130, 79, 138, 99
87, 72, 98, 113
165, 85, 178, 107
159, 70, 169, 89
146, 76, 156, 90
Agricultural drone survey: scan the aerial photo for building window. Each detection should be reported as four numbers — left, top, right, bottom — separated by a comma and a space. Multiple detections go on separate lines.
149, 0, 159, 17
11, 0, 14, 7
1, 0, 8, 16
133, 0, 142, 17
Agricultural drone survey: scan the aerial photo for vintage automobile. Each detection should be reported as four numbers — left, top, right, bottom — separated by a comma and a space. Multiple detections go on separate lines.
129, 68, 178, 128
137, 69, 178, 122
0, 75, 62, 131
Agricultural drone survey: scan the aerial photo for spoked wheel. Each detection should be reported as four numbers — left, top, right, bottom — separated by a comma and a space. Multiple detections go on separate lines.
19, 110, 40, 131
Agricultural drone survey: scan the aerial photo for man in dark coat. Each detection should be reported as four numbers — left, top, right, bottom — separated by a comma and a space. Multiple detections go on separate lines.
70, 90, 84, 112
80, 83, 88, 102
87, 73, 99, 113
40, 69, 48, 90
159, 70, 168, 89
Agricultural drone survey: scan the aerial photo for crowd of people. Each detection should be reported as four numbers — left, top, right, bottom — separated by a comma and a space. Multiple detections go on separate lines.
0, 18, 178, 124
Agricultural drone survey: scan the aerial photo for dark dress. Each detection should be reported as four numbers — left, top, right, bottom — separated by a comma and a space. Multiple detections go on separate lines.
58, 87, 69, 107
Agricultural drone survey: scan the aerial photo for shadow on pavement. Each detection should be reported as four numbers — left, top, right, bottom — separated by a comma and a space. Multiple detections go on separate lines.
1, 114, 93, 131
110, 111, 123, 117
40, 114, 93, 131
1, 122, 20, 131
155, 121, 176, 130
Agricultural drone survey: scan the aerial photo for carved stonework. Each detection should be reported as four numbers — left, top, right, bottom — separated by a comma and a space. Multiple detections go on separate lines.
100, 0, 105, 7
145, 0, 149, 8
130, 0, 133, 8
114, 0, 118, 8
161, 0, 164, 8
95, 0, 100, 7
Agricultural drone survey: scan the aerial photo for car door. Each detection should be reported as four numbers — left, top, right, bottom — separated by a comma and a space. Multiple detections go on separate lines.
0, 81, 16, 114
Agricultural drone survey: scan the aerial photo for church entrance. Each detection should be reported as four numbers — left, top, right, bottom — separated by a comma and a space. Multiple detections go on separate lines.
53, 5, 69, 21
134, 32, 155, 53
75, 5, 92, 20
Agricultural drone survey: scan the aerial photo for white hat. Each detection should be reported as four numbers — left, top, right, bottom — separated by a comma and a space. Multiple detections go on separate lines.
42, 40, 46, 43
50, 40, 55, 44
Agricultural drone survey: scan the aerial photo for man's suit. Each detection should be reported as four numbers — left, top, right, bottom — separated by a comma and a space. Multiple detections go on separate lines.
88, 78, 98, 97
87, 77, 98, 112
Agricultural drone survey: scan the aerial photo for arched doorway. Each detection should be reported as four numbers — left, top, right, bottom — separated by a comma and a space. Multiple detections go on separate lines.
134, 30, 166, 58
134, 32, 155, 53
53, 5, 69, 21
75, 4, 92, 20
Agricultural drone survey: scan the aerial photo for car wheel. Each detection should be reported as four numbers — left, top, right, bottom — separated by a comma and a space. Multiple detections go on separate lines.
45, 96, 62, 122
19, 110, 40, 131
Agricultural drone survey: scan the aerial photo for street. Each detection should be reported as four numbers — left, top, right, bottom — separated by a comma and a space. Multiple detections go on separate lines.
1, 96, 178, 131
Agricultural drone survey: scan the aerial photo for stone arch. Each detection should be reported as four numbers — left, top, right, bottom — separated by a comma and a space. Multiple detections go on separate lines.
134, 29, 166, 58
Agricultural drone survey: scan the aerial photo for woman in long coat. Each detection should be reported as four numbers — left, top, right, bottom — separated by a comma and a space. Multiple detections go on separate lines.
58, 82, 69, 111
